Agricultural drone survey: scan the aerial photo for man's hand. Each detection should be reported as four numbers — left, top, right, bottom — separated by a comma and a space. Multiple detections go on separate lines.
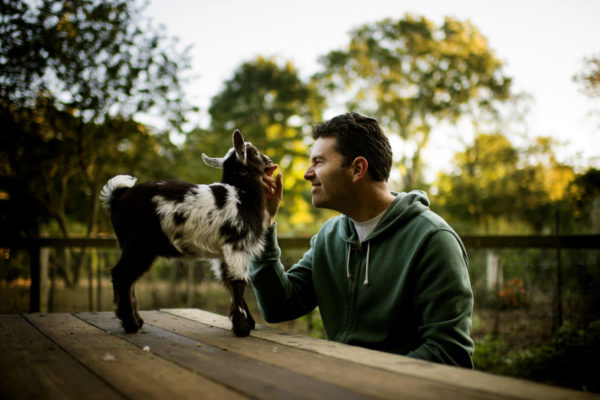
262, 165, 282, 226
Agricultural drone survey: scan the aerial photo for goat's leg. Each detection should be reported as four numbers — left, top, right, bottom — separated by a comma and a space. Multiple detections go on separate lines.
111, 249, 154, 333
242, 297, 255, 330
223, 274, 252, 337
131, 286, 143, 328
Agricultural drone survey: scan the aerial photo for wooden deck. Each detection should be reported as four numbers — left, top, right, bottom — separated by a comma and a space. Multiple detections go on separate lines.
1, 309, 596, 399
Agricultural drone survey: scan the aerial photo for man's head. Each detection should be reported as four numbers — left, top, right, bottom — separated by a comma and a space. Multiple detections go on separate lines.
304, 113, 393, 213
311, 112, 392, 182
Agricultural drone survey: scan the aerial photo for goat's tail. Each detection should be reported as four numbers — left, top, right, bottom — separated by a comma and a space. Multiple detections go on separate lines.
100, 175, 137, 212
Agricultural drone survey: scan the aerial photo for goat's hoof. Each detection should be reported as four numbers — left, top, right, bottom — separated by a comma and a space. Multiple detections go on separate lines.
232, 324, 251, 337
134, 314, 145, 329
122, 318, 142, 333
231, 316, 251, 337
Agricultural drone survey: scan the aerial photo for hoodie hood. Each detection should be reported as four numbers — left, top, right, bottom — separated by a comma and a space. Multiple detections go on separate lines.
339, 190, 430, 244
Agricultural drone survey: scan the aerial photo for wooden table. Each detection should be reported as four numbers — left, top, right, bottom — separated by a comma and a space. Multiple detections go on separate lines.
1, 309, 596, 399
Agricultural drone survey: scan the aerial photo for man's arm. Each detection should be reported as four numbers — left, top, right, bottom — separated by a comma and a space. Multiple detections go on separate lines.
407, 229, 475, 368
251, 166, 317, 322
250, 226, 318, 323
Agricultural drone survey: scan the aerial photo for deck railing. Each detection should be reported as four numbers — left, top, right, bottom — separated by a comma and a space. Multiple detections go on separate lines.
1, 234, 599, 313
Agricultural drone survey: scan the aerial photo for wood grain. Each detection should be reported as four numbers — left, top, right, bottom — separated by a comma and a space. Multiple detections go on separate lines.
24, 313, 246, 400
141, 310, 509, 400
0, 314, 122, 399
162, 308, 598, 400
78, 311, 371, 400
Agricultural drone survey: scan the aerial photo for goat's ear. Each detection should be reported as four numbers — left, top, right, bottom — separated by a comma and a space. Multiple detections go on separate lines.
202, 153, 224, 169
233, 130, 246, 163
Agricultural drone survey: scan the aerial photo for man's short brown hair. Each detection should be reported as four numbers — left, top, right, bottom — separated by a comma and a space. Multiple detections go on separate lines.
312, 112, 392, 182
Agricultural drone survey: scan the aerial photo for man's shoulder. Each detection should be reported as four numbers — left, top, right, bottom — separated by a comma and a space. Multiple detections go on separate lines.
317, 214, 346, 235
413, 208, 452, 231
412, 210, 467, 256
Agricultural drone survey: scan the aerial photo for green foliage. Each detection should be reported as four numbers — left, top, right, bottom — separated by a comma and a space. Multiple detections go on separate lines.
475, 321, 600, 392
300, 308, 326, 339
564, 169, 600, 232
2, 0, 192, 124
510, 321, 600, 391
574, 53, 600, 98
315, 14, 512, 188
0, 0, 192, 238
473, 334, 510, 373
434, 132, 578, 233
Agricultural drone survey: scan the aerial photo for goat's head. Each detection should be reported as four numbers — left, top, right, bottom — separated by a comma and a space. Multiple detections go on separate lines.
202, 130, 275, 177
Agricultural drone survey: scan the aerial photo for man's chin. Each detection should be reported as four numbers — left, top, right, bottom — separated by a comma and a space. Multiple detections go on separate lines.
311, 196, 328, 209
311, 196, 322, 208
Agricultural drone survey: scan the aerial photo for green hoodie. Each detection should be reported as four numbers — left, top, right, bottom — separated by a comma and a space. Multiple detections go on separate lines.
250, 191, 474, 368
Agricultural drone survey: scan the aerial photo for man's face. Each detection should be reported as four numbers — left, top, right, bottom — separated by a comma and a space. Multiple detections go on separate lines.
304, 137, 353, 210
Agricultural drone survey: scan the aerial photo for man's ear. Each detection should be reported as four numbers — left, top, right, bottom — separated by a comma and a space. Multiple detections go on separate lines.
350, 156, 369, 182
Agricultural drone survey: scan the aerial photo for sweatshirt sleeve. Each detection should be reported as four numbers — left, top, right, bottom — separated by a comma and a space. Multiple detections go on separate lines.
249, 224, 318, 323
406, 229, 475, 368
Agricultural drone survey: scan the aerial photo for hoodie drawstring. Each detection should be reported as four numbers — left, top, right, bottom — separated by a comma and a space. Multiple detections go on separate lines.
346, 241, 371, 285
346, 243, 352, 279
364, 241, 371, 285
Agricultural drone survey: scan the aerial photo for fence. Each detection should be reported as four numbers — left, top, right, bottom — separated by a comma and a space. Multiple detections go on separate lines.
1, 235, 599, 326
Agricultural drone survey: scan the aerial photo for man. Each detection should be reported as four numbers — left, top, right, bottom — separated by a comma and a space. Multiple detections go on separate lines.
252, 112, 474, 368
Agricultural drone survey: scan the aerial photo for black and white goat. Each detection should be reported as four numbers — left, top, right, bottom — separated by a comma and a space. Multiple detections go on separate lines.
100, 130, 276, 336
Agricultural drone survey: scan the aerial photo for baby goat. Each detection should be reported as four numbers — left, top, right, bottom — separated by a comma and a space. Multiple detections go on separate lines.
100, 130, 276, 336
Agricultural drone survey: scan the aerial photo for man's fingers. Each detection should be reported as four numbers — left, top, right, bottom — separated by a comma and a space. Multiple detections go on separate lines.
274, 173, 283, 195
265, 164, 278, 177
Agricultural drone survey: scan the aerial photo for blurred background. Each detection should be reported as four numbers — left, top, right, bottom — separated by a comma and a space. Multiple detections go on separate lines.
1, 0, 599, 392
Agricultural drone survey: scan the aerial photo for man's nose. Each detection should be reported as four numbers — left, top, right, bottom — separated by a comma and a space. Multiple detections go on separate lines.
303, 166, 314, 181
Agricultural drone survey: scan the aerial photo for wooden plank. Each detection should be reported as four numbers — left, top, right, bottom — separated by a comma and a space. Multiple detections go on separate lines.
0, 314, 122, 400
78, 311, 374, 400
141, 310, 512, 400
164, 309, 598, 400
24, 313, 246, 400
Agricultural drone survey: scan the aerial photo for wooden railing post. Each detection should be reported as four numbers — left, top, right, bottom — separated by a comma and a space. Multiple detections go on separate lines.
28, 243, 41, 312
554, 211, 563, 332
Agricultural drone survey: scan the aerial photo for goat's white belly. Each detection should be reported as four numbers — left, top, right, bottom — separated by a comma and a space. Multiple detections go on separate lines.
171, 234, 224, 259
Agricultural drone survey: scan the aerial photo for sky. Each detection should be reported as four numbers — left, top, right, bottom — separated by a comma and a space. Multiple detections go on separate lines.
145, 0, 600, 179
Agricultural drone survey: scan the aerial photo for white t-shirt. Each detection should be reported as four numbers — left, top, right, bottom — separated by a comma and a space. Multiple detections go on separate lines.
351, 211, 386, 243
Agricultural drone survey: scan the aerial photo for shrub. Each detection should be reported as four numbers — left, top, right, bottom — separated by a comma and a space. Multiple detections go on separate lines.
510, 320, 600, 392
474, 320, 600, 392
473, 334, 510, 374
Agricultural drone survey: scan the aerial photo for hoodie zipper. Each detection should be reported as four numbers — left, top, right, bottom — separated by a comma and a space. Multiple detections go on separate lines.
342, 242, 363, 341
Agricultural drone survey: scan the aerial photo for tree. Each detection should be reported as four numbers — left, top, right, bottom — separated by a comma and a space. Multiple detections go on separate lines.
435, 133, 575, 234
574, 53, 600, 98
208, 57, 329, 232
314, 14, 513, 188
0, 0, 193, 238
564, 168, 600, 233
435, 132, 519, 233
